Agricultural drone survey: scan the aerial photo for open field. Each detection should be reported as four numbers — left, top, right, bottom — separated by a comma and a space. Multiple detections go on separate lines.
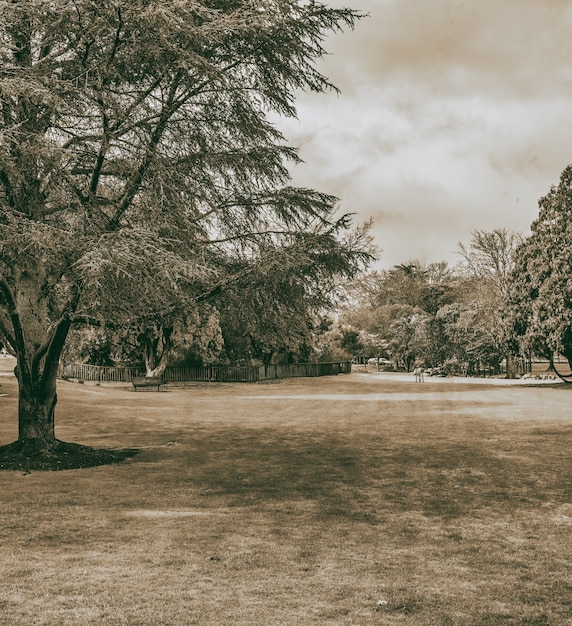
1, 357, 571, 625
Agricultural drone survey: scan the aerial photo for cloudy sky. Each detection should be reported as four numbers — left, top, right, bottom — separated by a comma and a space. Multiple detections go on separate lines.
277, 0, 572, 268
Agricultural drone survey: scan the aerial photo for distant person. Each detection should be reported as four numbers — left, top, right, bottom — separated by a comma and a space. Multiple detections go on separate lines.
414, 366, 424, 382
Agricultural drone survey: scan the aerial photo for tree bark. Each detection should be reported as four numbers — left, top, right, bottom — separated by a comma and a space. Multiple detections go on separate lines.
505, 353, 518, 379
3, 266, 75, 449
144, 325, 172, 377
17, 371, 57, 445
14, 320, 70, 448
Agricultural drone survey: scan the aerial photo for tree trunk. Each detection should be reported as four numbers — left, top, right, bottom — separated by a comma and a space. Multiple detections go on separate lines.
17, 371, 58, 446
563, 348, 572, 376
505, 354, 518, 379
2, 265, 75, 450
144, 325, 172, 377
146, 357, 169, 379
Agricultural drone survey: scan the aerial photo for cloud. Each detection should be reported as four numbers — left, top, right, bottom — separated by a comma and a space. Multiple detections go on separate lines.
275, 0, 572, 267
329, 0, 572, 99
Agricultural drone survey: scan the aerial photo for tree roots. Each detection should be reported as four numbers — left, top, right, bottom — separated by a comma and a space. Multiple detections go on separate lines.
0, 439, 139, 471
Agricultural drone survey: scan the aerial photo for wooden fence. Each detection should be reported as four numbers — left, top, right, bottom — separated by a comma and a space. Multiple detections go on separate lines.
60, 361, 352, 383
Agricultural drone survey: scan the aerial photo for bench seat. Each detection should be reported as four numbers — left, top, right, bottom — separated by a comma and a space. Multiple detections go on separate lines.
132, 376, 162, 391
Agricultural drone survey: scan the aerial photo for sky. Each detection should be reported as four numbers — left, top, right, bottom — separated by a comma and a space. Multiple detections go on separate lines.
276, 0, 572, 269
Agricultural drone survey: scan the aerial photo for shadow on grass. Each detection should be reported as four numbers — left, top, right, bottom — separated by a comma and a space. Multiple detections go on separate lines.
136, 426, 571, 521
0, 439, 139, 471
161, 430, 369, 518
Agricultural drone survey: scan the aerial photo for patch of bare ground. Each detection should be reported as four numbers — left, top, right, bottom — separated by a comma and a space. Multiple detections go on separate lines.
1, 359, 572, 624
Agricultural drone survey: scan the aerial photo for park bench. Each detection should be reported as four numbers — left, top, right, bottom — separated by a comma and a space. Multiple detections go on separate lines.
132, 376, 163, 391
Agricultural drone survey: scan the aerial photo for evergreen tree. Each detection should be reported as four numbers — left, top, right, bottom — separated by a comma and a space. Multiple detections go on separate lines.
0, 0, 367, 466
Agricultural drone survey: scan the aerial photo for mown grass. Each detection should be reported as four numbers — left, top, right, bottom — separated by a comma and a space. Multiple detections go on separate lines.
0, 361, 571, 624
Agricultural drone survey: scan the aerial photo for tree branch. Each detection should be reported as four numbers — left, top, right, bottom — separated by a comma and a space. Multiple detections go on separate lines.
0, 277, 31, 384
40, 316, 73, 388
108, 73, 185, 229
0, 314, 16, 351
202, 229, 298, 245
38, 286, 82, 387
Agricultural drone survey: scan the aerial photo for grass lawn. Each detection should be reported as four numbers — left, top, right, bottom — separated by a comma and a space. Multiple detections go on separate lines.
1, 357, 571, 625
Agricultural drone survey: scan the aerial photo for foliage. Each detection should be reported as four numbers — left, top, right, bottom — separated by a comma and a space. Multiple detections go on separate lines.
214, 225, 372, 364
314, 317, 354, 362
0, 0, 369, 450
169, 306, 225, 367
385, 306, 427, 371
335, 236, 522, 375
339, 328, 364, 359
349, 261, 455, 314
436, 302, 504, 375
507, 165, 572, 365
457, 229, 522, 298
63, 327, 115, 366
336, 262, 457, 370
448, 229, 521, 374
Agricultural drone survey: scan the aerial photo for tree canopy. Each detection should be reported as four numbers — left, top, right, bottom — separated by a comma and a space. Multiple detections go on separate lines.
0, 0, 369, 468
507, 165, 572, 367
334, 234, 524, 377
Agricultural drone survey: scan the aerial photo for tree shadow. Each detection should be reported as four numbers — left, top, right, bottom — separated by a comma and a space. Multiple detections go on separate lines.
0, 439, 139, 471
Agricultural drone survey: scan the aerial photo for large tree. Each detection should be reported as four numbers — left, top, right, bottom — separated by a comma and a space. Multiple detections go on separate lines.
457, 228, 522, 377
0, 0, 367, 467
508, 165, 572, 372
